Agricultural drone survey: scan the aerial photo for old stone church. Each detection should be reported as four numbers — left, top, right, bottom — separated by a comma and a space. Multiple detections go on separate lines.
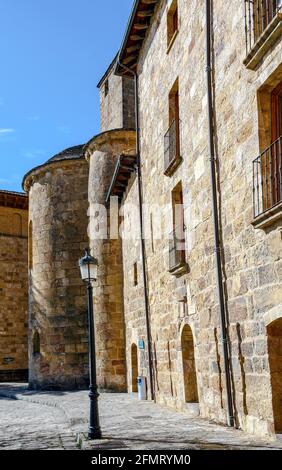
1, 0, 282, 439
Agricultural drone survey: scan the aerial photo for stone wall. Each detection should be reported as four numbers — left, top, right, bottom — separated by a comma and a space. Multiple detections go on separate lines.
86, 129, 136, 392
100, 69, 123, 132
99, 62, 135, 132
122, 77, 135, 129
25, 158, 90, 390
0, 203, 28, 382
119, 0, 282, 438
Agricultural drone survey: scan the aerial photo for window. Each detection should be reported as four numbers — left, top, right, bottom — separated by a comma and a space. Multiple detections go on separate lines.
133, 262, 138, 286
104, 79, 109, 97
253, 79, 282, 226
167, 0, 178, 49
169, 182, 188, 276
164, 78, 182, 175
33, 330, 40, 355
244, 1, 282, 69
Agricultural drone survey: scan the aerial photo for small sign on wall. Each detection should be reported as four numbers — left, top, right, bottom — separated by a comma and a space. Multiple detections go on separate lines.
3, 357, 15, 364
138, 340, 145, 350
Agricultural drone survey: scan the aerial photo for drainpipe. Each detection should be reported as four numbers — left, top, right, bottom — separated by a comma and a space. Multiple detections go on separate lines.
117, 58, 155, 401
205, 0, 234, 427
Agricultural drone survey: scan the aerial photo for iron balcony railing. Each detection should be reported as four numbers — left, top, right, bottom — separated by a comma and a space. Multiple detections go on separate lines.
169, 224, 186, 272
245, 0, 282, 53
164, 119, 182, 176
253, 135, 282, 218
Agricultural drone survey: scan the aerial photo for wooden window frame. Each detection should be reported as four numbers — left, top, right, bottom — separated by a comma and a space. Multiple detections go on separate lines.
167, 0, 179, 52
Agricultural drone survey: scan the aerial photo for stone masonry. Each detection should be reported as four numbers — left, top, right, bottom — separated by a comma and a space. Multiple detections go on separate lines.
23, 146, 90, 390
85, 129, 136, 392
0, 191, 28, 382
98, 57, 135, 132
114, 0, 282, 438
17, 0, 282, 442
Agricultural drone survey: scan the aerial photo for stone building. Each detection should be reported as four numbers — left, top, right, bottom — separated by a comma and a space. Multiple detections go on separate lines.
86, 0, 282, 439
0, 190, 28, 382
84, 60, 136, 391
21, 0, 282, 440
23, 146, 90, 390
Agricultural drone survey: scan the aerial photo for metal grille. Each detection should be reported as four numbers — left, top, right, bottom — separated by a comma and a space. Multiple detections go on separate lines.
253, 135, 282, 217
164, 119, 181, 174
169, 224, 186, 271
244, 0, 282, 53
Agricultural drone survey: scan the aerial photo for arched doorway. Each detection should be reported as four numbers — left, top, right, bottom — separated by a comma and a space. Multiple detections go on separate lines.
267, 318, 282, 432
131, 344, 138, 392
181, 325, 199, 403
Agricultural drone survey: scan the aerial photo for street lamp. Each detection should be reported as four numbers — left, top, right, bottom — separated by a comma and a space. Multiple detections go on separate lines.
79, 248, 102, 440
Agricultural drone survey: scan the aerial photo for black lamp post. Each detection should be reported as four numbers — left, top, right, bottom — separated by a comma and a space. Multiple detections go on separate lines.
79, 248, 102, 440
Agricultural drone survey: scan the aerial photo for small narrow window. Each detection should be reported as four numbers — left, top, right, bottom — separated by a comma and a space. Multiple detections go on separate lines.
133, 262, 138, 286
104, 79, 109, 97
167, 0, 178, 48
33, 330, 40, 355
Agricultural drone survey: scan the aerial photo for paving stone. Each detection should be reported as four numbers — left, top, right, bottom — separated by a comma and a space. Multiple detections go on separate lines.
1, 383, 282, 450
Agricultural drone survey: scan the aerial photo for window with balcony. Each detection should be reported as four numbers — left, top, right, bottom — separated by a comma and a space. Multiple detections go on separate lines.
244, 0, 282, 69
164, 79, 182, 176
169, 182, 188, 276
253, 81, 282, 227
167, 0, 179, 52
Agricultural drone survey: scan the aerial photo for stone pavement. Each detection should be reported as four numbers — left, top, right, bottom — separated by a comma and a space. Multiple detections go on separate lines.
1, 383, 282, 450
0, 396, 77, 450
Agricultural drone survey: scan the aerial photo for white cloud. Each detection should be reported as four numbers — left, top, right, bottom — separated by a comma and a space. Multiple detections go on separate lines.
0, 128, 15, 134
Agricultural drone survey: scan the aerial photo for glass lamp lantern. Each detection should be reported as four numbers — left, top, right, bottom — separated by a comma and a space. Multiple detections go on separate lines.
79, 249, 98, 283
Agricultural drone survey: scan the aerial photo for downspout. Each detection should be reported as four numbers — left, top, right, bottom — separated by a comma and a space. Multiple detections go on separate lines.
117, 58, 155, 401
205, 0, 234, 427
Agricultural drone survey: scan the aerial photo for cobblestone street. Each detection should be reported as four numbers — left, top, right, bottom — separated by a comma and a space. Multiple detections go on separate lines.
1, 383, 282, 450
0, 396, 77, 450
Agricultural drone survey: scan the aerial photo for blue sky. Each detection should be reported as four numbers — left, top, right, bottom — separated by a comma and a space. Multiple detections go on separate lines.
0, 0, 133, 192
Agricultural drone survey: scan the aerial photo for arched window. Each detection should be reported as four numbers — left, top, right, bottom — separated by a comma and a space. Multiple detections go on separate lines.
28, 221, 33, 270
33, 330, 40, 355
13, 213, 22, 236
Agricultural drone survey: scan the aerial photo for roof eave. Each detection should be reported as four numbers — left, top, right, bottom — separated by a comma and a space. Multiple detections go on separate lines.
115, 0, 160, 77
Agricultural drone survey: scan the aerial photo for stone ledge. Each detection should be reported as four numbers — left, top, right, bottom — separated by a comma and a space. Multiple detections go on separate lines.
252, 201, 282, 229
164, 155, 183, 177
244, 13, 282, 70
0, 233, 28, 240
169, 262, 189, 278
